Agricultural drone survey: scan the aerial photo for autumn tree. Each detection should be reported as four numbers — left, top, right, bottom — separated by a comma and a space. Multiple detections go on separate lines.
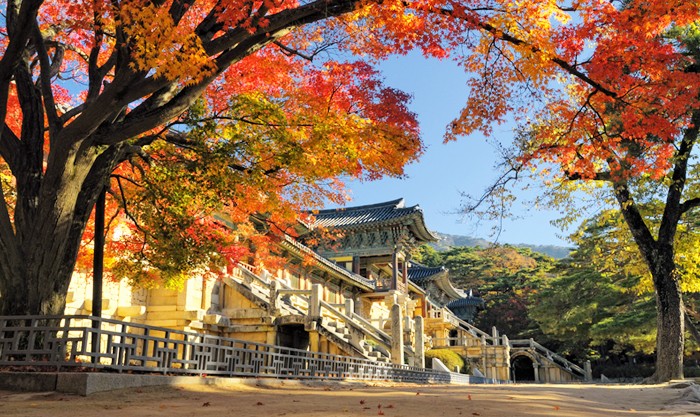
0, 0, 439, 317
455, 4, 700, 381
2, 0, 698, 382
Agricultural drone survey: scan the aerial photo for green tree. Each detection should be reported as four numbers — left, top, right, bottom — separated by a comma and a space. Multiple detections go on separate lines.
530, 207, 700, 366
419, 245, 556, 339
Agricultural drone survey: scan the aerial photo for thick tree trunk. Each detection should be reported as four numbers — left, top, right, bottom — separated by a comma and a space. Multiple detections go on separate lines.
0, 268, 72, 316
0, 144, 116, 317
614, 182, 687, 383
649, 248, 685, 382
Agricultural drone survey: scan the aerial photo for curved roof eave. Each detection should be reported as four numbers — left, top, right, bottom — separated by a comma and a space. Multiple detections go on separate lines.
309, 199, 439, 244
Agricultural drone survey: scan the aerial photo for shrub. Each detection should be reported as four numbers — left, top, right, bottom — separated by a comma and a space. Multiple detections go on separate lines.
592, 363, 654, 379
425, 349, 466, 373
685, 366, 700, 378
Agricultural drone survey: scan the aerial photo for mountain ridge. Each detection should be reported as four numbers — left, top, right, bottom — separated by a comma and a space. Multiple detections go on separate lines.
431, 232, 571, 259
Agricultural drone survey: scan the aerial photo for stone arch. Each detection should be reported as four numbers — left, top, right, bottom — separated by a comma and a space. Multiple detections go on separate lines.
276, 323, 310, 351
510, 351, 539, 382
274, 315, 311, 351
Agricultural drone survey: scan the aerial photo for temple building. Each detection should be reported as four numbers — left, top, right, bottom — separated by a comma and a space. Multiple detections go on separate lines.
60, 198, 587, 382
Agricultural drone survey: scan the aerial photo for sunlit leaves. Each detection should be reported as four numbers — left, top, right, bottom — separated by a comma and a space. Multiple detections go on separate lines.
120, 0, 216, 84
105, 62, 421, 285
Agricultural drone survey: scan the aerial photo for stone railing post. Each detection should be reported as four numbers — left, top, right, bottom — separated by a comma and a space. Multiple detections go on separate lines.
584, 360, 593, 382
344, 298, 354, 318
390, 304, 404, 365
309, 283, 322, 317
268, 279, 279, 315
414, 316, 425, 369
491, 326, 499, 345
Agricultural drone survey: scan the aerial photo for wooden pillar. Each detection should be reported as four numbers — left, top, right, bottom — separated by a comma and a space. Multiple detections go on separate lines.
309, 331, 320, 352
352, 256, 361, 274
402, 259, 408, 285
391, 251, 399, 290
91, 187, 106, 360
92, 187, 105, 319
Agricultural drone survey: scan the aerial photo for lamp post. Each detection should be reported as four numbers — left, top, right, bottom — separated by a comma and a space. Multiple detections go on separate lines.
91, 187, 106, 358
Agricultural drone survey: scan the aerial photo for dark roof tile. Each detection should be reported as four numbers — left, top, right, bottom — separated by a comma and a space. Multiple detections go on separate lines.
310, 198, 438, 242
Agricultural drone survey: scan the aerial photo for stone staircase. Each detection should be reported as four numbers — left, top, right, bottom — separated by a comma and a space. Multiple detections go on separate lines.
225, 264, 393, 363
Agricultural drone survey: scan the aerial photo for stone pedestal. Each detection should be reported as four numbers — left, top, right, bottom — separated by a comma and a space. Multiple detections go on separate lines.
414, 316, 425, 368
390, 304, 404, 365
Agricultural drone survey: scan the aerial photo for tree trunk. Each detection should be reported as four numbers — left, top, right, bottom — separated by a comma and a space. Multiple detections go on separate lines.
649, 247, 685, 382
614, 182, 686, 383
0, 268, 72, 316
0, 144, 115, 317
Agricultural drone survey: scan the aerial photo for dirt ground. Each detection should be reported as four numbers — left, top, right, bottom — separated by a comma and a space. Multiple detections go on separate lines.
0, 381, 698, 417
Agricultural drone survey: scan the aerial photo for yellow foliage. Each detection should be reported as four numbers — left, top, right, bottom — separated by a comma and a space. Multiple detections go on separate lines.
120, 1, 216, 84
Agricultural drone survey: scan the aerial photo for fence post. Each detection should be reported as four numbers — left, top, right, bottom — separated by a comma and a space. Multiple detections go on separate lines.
491, 326, 499, 346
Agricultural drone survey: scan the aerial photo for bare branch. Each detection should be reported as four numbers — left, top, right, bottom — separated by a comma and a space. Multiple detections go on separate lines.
274, 41, 315, 61
424, 3, 618, 99
32, 21, 60, 135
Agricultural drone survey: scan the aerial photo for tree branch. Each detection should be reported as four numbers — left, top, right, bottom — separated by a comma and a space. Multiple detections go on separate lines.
274, 41, 315, 61
0, 0, 43, 149
679, 197, 700, 215
32, 21, 60, 135
658, 109, 700, 244
0, 124, 21, 171
427, 3, 618, 99
612, 180, 657, 268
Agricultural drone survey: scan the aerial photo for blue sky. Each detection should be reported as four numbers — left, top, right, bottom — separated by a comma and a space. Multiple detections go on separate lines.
332, 52, 572, 247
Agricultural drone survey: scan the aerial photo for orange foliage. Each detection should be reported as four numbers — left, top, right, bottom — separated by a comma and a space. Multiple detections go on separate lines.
3, 0, 699, 286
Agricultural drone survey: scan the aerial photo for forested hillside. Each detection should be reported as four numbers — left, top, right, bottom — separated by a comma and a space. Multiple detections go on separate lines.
413, 241, 700, 377
432, 233, 571, 259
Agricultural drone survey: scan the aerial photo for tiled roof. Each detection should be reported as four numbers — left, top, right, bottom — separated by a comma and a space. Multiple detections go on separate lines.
407, 262, 446, 284
310, 198, 438, 242
447, 297, 484, 308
